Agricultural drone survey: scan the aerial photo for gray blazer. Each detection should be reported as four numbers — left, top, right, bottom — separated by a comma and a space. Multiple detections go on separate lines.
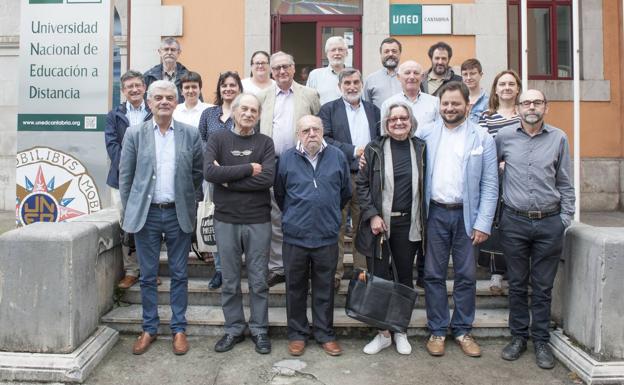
257, 81, 321, 138
119, 120, 203, 234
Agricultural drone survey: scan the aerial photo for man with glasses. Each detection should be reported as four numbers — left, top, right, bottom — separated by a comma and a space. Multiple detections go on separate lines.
496, 89, 574, 369
144, 37, 198, 103
363, 37, 403, 109
274, 115, 351, 357
257, 51, 321, 287
204, 93, 276, 354
306, 36, 348, 105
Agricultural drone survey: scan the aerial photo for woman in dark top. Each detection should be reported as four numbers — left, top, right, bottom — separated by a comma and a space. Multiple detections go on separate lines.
478, 70, 522, 295
197, 71, 243, 290
355, 101, 426, 356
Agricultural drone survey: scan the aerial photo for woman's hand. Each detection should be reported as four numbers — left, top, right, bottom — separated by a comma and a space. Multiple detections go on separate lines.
370, 215, 387, 235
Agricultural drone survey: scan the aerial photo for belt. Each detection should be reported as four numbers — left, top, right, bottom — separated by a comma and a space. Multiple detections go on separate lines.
150, 202, 175, 209
503, 204, 559, 219
431, 200, 463, 210
390, 211, 410, 217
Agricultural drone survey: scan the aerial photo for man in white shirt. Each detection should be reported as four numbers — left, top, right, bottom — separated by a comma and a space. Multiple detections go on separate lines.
306, 36, 348, 106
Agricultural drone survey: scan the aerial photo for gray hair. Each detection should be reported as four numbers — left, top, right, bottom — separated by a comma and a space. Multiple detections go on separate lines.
338, 68, 362, 84
146, 80, 178, 100
296, 115, 323, 134
325, 36, 347, 53
270, 51, 295, 67
231, 93, 262, 116
120, 70, 144, 88
160, 37, 181, 51
382, 101, 418, 137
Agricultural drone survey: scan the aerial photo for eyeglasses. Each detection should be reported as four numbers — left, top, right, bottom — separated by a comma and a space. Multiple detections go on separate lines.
252, 61, 269, 66
388, 116, 410, 123
517, 99, 546, 107
271, 64, 293, 72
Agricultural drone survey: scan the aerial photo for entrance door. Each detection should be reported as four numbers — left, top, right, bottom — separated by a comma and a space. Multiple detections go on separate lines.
272, 15, 362, 84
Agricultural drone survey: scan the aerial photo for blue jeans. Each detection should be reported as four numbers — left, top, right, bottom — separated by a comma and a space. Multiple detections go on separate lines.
424, 204, 476, 337
134, 206, 190, 335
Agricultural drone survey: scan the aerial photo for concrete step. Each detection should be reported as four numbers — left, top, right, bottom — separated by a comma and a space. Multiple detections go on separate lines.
101, 305, 510, 337
120, 278, 509, 309
159, 251, 492, 280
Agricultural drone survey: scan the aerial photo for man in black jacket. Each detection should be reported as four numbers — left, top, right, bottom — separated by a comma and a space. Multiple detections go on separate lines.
144, 37, 198, 103
421, 41, 462, 97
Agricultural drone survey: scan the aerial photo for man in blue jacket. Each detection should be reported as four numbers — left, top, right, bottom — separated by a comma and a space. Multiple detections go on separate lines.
105, 70, 152, 289
274, 115, 351, 357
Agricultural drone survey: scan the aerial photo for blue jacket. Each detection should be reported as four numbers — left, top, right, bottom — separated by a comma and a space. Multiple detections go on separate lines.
104, 103, 152, 188
417, 119, 498, 236
274, 144, 351, 248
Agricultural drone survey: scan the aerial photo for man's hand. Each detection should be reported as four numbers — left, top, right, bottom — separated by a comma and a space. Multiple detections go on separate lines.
355, 147, 365, 158
251, 162, 262, 176
370, 215, 387, 235
471, 229, 489, 245
359, 155, 367, 170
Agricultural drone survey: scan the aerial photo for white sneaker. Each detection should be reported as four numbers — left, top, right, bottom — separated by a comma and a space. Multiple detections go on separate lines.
363, 333, 392, 354
394, 332, 412, 355
489, 274, 504, 295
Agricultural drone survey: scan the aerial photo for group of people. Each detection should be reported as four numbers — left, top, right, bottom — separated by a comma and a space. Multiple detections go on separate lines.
104, 36, 575, 371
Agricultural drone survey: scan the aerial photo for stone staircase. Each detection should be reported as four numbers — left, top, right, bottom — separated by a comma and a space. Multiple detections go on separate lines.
101, 239, 510, 337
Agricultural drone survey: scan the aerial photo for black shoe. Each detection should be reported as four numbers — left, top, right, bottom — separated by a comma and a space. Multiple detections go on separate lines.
214, 334, 244, 352
534, 341, 555, 369
267, 272, 285, 287
251, 333, 272, 354
415, 277, 425, 289
501, 336, 527, 361
208, 271, 222, 289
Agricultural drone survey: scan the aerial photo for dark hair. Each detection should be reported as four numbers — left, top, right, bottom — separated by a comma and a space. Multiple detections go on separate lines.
379, 37, 402, 53
428, 41, 453, 59
180, 71, 202, 89
120, 70, 144, 87
460, 58, 482, 73
214, 71, 243, 106
486, 69, 522, 116
338, 68, 362, 84
437, 81, 470, 104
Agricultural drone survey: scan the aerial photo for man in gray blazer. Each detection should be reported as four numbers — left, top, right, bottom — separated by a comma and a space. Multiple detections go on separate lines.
119, 80, 203, 356
257, 51, 321, 286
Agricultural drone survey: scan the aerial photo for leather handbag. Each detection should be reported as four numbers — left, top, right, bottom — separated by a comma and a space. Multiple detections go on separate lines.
345, 233, 418, 333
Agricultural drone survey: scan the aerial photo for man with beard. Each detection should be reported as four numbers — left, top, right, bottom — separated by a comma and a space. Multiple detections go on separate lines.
319, 68, 380, 290
274, 115, 351, 357
381, 60, 440, 134
421, 41, 462, 97
306, 36, 349, 105
363, 37, 403, 109
496, 89, 574, 369
144, 37, 199, 103
417, 81, 498, 358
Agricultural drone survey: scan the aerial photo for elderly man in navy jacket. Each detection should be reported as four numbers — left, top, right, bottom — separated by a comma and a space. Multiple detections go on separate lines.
274, 115, 351, 357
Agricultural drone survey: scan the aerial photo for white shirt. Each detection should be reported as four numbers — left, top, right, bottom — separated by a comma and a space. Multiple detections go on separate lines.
152, 120, 176, 204
306, 65, 341, 106
241, 77, 275, 96
126, 101, 148, 126
343, 99, 371, 156
431, 120, 468, 204
380, 92, 439, 135
272, 87, 296, 156
173, 101, 211, 127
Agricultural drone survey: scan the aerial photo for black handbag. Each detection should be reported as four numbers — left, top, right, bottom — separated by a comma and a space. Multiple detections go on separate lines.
345, 233, 418, 333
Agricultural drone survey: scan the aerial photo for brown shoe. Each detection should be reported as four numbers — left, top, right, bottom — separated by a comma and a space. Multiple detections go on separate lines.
118, 275, 138, 289
132, 332, 156, 355
321, 340, 342, 356
172, 332, 189, 355
288, 340, 306, 356
456, 334, 481, 357
426, 335, 446, 356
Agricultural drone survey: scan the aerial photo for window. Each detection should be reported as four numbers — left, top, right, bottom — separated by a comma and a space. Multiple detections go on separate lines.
508, 0, 573, 80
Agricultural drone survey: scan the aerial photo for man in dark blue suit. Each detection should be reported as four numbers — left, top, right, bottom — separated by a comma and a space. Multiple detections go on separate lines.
319, 68, 380, 289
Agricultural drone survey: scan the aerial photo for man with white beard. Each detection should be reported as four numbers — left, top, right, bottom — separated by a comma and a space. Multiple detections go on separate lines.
306, 36, 349, 106
319, 68, 380, 290
363, 37, 403, 109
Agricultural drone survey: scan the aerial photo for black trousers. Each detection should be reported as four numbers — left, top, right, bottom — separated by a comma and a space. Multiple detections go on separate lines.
283, 242, 338, 343
367, 215, 421, 288
499, 208, 564, 342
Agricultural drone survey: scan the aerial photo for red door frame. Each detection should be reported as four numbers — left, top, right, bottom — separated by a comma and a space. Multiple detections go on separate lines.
271, 15, 362, 71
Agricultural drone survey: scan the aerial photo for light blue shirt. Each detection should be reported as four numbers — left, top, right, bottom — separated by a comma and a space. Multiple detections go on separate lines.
306, 65, 341, 106
380, 92, 439, 135
272, 87, 296, 156
152, 120, 176, 203
126, 101, 148, 126
469, 89, 489, 123
343, 99, 370, 156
